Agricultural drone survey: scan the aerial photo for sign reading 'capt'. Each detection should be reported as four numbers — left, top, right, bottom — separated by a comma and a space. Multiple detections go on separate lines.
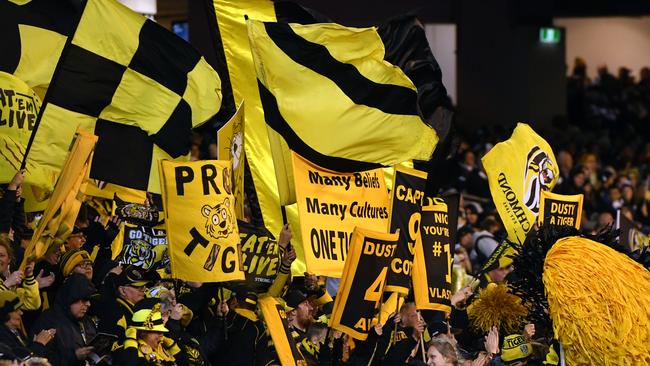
292, 153, 390, 277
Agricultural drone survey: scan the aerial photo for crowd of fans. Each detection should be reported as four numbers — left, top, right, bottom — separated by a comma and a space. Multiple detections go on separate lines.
0, 59, 648, 366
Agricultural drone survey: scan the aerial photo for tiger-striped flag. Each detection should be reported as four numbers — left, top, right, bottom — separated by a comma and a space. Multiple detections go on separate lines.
24, 0, 222, 193
247, 20, 439, 205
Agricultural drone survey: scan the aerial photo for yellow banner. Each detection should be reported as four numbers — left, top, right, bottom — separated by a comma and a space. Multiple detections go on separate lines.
292, 152, 390, 277
482, 123, 559, 245
413, 198, 452, 313
212, 0, 289, 265
330, 227, 398, 340
217, 102, 245, 220
22, 128, 97, 267
538, 191, 583, 229
159, 160, 244, 282
258, 296, 307, 366
0, 71, 57, 191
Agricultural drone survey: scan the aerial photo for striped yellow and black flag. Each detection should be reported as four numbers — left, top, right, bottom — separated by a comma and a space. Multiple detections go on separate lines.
23, 0, 222, 193
206, 0, 330, 275
247, 20, 439, 204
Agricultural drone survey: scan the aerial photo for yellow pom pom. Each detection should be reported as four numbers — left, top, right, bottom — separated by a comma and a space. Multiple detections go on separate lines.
468, 283, 528, 334
544, 237, 650, 366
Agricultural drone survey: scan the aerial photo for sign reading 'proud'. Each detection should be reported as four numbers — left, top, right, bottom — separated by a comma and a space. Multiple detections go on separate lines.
292, 153, 390, 277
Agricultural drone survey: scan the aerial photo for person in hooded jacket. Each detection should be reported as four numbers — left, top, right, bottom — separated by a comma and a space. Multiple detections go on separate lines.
0, 290, 55, 359
31, 273, 97, 366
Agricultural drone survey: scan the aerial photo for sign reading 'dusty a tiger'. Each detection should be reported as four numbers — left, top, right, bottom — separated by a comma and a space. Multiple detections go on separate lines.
538, 191, 583, 229
292, 153, 390, 277
413, 198, 452, 313
159, 160, 244, 282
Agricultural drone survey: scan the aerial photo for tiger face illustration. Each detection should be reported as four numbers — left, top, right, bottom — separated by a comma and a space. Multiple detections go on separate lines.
201, 197, 234, 240
523, 146, 556, 214
121, 239, 155, 269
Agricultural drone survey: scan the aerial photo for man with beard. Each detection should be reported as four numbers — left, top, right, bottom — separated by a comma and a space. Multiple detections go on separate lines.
284, 290, 313, 343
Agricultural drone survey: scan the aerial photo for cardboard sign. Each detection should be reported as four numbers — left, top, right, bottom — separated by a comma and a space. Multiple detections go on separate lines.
413, 198, 452, 313
258, 296, 307, 366
538, 191, 583, 229
292, 152, 390, 277
159, 160, 244, 282
238, 220, 280, 292
385, 166, 428, 294
330, 227, 398, 340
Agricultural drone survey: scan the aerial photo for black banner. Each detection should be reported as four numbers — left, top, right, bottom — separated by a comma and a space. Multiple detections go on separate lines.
386, 166, 428, 294
330, 228, 398, 340
413, 198, 452, 312
238, 220, 280, 292
538, 191, 583, 229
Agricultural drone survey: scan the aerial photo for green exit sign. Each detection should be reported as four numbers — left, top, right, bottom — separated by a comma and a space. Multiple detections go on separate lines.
540, 28, 561, 44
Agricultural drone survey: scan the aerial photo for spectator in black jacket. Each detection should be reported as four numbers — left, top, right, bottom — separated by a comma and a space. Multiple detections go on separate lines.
0, 290, 54, 359
32, 273, 97, 366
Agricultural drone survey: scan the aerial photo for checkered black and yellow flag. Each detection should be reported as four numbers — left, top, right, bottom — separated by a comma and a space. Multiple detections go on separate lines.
24, 0, 222, 193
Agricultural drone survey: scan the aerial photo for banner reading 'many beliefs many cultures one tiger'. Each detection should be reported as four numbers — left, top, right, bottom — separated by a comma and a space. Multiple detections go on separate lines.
159, 160, 244, 282
292, 152, 390, 277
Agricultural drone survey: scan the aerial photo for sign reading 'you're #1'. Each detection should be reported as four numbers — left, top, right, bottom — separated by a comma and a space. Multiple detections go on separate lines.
159, 160, 245, 282
292, 152, 390, 277
413, 198, 452, 313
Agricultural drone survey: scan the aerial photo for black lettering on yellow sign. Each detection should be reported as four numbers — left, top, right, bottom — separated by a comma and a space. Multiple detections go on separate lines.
0, 88, 39, 131
497, 172, 531, 232
221, 246, 237, 273
309, 228, 351, 261
175, 164, 223, 196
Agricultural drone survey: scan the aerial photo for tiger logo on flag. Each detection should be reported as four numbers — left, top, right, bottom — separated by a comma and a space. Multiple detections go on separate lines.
522, 146, 555, 214
201, 197, 234, 240
121, 239, 156, 268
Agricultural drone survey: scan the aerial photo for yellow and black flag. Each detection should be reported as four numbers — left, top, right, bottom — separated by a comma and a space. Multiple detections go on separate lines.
482, 123, 559, 245
0, 0, 74, 100
248, 20, 439, 204
23, 0, 222, 193
207, 0, 329, 275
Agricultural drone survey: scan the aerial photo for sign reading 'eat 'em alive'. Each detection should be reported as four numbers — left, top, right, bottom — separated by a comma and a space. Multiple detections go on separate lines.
292, 153, 390, 277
